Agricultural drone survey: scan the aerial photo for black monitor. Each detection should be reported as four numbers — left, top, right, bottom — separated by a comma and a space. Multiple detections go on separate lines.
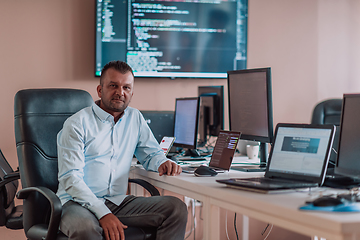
95, 0, 248, 78
198, 86, 224, 146
334, 94, 360, 184
227, 67, 274, 171
141, 111, 174, 143
173, 97, 200, 155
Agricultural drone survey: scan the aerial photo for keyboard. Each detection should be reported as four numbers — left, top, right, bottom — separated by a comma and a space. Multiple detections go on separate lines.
174, 157, 207, 161
234, 177, 317, 188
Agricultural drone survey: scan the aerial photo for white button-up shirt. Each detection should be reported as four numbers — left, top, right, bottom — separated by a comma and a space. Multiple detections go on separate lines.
56, 102, 167, 219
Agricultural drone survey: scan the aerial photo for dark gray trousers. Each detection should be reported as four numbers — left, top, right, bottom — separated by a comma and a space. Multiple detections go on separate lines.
60, 195, 188, 240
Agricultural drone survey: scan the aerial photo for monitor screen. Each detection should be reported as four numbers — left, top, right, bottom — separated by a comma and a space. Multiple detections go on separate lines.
335, 94, 360, 179
173, 97, 200, 149
227, 67, 273, 169
198, 86, 224, 146
95, 0, 248, 78
227, 67, 273, 143
268, 125, 334, 179
140, 110, 174, 143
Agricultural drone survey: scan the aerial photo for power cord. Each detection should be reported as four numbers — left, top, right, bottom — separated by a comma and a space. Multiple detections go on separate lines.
184, 199, 194, 239
225, 210, 230, 240
234, 213, 274, 240
234, 213, 239, 240
193, 199, 196, 240
262, 223, 273, 240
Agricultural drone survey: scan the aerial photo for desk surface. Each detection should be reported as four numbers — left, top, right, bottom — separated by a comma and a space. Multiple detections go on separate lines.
130, 166, 360, 240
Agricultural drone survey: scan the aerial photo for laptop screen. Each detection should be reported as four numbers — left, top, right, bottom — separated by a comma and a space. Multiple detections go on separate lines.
209, 130, 241, 170
268, 125, 334, 177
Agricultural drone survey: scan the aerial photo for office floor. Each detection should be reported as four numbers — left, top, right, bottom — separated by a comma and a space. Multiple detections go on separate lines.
1, 228, 26, 240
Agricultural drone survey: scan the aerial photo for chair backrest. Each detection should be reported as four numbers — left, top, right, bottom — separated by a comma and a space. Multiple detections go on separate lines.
311, 99, 342, 164
14, 89, 94, 231
0, 149, 18, 226
14, 89, 94, 191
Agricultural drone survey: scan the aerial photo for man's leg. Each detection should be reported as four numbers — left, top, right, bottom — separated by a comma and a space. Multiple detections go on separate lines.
106, 195, 187, 240
60, 201, 103, 240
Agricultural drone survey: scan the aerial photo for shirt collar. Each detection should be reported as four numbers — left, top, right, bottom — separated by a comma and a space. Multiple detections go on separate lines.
92, 100, 127, 123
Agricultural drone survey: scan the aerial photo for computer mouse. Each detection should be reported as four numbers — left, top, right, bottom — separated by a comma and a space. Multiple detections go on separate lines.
194, 166, 218, 177
312, 196, 343, 207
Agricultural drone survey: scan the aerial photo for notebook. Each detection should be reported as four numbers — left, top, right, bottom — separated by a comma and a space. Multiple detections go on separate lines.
182, 130, 241, 173
216, 123, 336, 193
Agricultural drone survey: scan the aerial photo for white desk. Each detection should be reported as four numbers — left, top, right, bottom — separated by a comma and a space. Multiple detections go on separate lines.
129, 166, 360, 240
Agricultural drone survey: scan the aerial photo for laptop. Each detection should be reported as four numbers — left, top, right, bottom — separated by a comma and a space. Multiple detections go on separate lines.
216, 123, 336, 193
182, 130, 241, 173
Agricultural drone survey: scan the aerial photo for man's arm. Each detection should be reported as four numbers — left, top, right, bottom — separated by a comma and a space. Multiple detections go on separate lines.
158, 160, 182, 176
57, 119, 110, 219
100, 213, 128, 240
134, 112, 182, 176
58, 120, 131, 239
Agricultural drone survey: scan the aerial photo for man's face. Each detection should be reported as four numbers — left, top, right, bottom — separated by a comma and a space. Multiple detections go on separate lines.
97, 68, 134, 116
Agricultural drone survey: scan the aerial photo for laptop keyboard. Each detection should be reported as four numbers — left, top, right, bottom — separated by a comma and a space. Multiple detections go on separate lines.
174, 157, 207, 161
234, 177, 317, 187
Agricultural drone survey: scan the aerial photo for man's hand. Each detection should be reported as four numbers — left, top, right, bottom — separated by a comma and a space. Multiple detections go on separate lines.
158, 160, 182, 176
99, 213, 128, 240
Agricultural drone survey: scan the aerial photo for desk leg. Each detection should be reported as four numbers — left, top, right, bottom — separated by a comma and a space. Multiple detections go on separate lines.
242, 215, 249, 240
203, 198, 220, 240
312, 237, 326, 240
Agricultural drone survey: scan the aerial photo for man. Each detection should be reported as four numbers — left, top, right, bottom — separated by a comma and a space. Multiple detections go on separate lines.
56, 60, 187, 240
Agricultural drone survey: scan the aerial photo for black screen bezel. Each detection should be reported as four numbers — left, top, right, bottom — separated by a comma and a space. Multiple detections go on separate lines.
227, 67, 274, 144
335, 94, 360, 179
266, 123, 335, 185
173, 97, 200, 149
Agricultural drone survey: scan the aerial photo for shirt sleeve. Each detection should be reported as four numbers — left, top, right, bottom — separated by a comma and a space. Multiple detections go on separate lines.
134, 112, 169, 171
57, 118, 111, 219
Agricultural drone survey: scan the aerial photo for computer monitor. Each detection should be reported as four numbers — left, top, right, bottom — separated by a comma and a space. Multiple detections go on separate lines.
173, 97, 200, 154
141, 111, 174, 143
198, 86, 224, 146
335, 94, 360, 184
227, 67, 274, 171
95, 0, 248, 78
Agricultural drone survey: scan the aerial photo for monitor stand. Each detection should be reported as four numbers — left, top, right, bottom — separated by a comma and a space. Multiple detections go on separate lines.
323, 170, 360, 189
231, 143, 268, 172
184, 148, 201, 157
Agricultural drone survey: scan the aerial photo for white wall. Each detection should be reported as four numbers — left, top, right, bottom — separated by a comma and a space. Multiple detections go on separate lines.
1, 0, 360, 170
318, 0, 360, 98
247, 0, 319, 126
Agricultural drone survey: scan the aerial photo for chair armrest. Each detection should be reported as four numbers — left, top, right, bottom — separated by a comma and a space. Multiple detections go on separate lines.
128, 179, 160, 196
16, 186, 62, 240
0, 172, 20, 188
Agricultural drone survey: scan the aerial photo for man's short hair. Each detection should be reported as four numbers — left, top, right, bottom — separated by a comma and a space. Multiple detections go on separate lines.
100, 61, 134, 85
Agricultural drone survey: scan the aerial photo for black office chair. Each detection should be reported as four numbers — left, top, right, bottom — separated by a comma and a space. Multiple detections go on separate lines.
311, 98, 342, 165
0, 149, 23, 230
14, 88, 158, 240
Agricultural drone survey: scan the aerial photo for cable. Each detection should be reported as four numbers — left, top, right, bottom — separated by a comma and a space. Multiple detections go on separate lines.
234, 213, 239, 240
225, 210, 230, 240
263, 224, 273, 240
328, 161, 335, 166
193, 199, 196, 240
184, 200, 194, 239
332, 147, 338, 155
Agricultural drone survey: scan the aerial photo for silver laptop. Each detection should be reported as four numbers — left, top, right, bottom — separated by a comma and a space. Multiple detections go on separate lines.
182, 130, 241, 173
216, 123, 336, 193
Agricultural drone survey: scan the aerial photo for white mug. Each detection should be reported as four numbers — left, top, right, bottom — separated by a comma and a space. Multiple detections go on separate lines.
246, 145, 260, 159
